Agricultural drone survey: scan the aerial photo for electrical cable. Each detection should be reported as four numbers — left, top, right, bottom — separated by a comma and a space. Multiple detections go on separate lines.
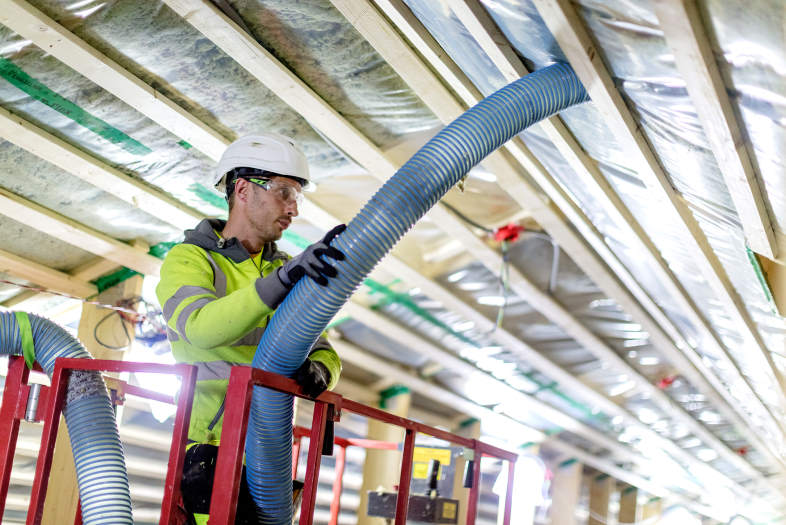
440, 200, 513, 332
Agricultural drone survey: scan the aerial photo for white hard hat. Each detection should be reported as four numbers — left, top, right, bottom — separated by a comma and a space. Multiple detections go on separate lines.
214, 133, 311, 194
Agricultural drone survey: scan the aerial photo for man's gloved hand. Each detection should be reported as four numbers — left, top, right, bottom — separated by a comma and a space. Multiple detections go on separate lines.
293, 360, 330, 398
278, 224, 346, 287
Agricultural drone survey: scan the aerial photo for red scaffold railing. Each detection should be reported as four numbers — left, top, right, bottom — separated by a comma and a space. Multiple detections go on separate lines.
0, 356, 518, 525
211, 365, 517, 525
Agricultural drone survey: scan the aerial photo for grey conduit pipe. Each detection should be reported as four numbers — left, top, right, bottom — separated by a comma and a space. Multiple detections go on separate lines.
0, 312, 133, 524
246, 63, 590, 524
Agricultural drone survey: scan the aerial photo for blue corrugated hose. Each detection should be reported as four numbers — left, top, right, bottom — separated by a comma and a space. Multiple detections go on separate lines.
0, 312, 133, 524
246, 63, 590, 523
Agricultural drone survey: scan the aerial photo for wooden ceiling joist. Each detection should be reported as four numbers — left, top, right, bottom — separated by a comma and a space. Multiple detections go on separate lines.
2, 256, 119, 308
530, 0, 786, 445
0, 0, 228, 162
0, 105, 203, 232
162, 0, 396, 179
342, 0, 784, 485
654, 0, 778, 260
438, 0, 784, 485
0, 187, 161, 276
0, 248, 96, 298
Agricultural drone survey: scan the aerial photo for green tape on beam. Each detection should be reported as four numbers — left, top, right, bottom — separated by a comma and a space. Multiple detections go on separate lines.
284, 230, 608, 427
282, 230, 310, 251
379, 384, 410, 408
91, 241, 176, 293
558, 458, 578, 468
92, 267, 139, 294
189, 183, 228, 212
459, 417, 479, 428
0, 57, 151, 156
148, 242, 176, 259
746, 246, 778, 314
623, 486, 637, 495
177, 139, 193, 149
594, 473, 609, 481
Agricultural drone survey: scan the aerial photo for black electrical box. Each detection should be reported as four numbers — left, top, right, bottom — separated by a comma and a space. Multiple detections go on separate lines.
366, 491, 459, 524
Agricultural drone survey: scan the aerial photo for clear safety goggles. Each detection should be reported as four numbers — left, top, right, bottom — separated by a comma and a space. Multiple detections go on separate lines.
245, 177, 304, 206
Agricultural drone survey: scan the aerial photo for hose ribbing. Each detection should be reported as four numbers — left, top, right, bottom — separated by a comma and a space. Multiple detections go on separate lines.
247, 63, 590, 523
0, 312, 133, 524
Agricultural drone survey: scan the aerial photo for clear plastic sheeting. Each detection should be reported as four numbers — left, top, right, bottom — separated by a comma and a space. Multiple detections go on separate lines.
0, 139, 178, 244
23, 0, 438, 180
571, 0, 786, 434
398, 0, 786, 463
225, 0, 441, 146
694, 1, 786, 237
0, 23, 219, 216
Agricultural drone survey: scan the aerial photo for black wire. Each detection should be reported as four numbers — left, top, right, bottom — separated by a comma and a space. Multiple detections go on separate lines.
441, 201, 494, 234
441, 200, 511, 333
92, 296, 167, 350
93, 310, 133, 350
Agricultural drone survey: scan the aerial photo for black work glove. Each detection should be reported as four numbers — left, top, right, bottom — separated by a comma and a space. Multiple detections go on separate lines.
293, 360, 330, 398
278, 224, 346, 287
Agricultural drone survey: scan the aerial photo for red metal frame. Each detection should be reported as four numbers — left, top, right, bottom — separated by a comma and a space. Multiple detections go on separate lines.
293, 426, 398, 525
0, 356, 196, 525
1, 358, 517, 525
207, 366, 518, 525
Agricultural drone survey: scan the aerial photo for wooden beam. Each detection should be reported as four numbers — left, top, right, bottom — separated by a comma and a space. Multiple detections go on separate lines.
357, 385, 411, 525
531, 0, 786, 453
618, 485, 639, 525
0, 188, 161, 275
162, 0, 397, 178
589, 474, 614, 525
26, 0, 776, 500
343, 299, 750, 505
0, 105, 203, 232
330, 0, 466, 123
2, 256, 119, 308
0, 249, 96, 298
550, 459, 582, 525
654, 0, 777, 259
162, 0, 682, 443
0, 0, 228, 162
361, 0, 784, 487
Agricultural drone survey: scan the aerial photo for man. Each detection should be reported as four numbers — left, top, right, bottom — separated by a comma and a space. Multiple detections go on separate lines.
156, 133, 345, 524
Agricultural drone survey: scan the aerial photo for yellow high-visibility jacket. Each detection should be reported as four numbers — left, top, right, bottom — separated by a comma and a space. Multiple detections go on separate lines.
156, 219, 341, 444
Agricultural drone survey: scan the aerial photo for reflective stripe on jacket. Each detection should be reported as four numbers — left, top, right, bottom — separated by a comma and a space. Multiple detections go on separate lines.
156, 218, 341, 444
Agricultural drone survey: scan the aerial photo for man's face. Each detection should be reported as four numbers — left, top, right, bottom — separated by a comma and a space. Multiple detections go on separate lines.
241, 176, 301, 242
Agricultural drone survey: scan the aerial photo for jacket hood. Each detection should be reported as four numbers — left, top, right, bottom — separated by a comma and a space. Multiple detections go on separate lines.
183, 218, 287, 263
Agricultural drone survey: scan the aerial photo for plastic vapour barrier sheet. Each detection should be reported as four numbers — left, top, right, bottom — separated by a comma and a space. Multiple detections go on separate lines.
403, 0, 784, 472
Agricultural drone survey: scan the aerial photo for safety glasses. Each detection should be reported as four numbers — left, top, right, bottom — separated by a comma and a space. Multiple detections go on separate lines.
245, 177, 304, 206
